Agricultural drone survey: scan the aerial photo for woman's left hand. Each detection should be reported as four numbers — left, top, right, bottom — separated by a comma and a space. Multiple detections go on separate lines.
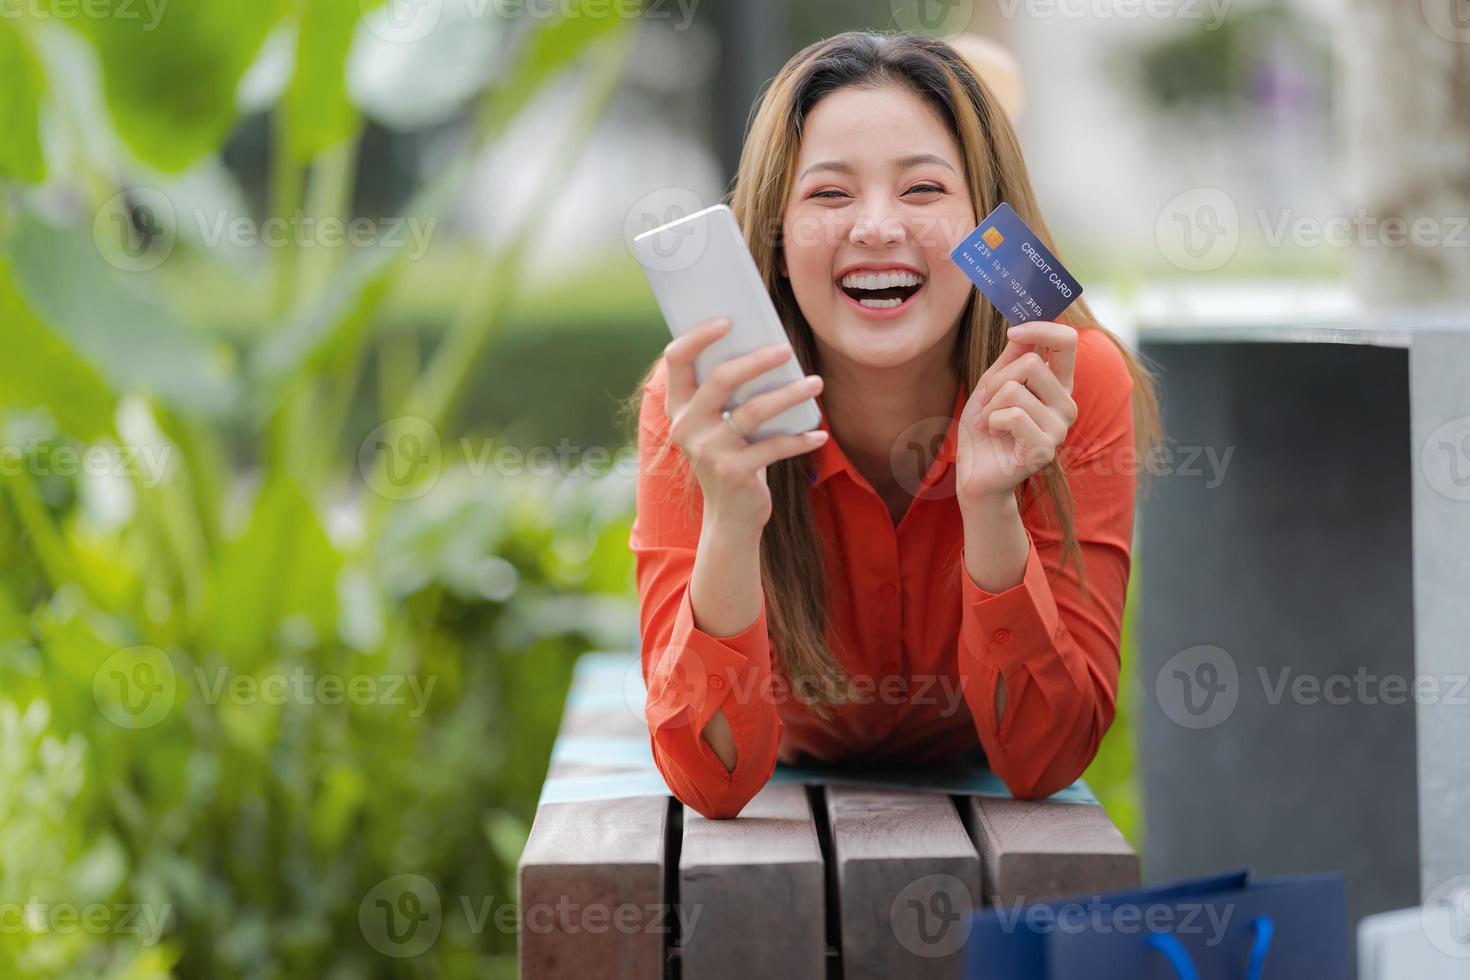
955, 320, 1079, 511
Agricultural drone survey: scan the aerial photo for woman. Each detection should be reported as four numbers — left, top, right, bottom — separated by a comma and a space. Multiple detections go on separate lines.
629, 31, 1160, 820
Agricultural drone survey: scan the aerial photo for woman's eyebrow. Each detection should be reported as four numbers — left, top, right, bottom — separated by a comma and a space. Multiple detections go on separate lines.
799, 153, 957, 181
895, 152, 957, 173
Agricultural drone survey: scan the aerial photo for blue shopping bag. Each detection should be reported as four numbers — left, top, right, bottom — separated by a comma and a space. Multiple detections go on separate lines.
963, 869, 1350, 980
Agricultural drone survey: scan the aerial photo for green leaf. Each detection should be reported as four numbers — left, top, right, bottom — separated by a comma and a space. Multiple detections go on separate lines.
64, 0, 285, 172
0, 19, 46, 182
208, 474, 342, 669
8, 211, 237, 417
251, 244, 398, 392
0, 257, 115, 441
286, 0, 383, 161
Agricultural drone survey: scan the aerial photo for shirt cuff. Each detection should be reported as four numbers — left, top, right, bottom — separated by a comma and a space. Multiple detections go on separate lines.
959, 536, 1062, 672
644, 588, 771, 734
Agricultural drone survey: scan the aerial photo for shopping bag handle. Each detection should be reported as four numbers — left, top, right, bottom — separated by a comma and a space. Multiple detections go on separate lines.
1146, 915, 1274, 980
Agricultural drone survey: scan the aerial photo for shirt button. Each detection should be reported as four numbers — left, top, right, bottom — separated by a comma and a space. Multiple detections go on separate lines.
878, 582, 897, 598
709, 674, 726, 691
992, 628, 1011, 644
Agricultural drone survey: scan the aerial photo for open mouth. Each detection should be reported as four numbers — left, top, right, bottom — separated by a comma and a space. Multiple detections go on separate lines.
838, 269, 925, 310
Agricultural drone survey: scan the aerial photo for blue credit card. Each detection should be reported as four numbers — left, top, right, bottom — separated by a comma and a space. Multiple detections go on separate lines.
949, 202, 1082, 324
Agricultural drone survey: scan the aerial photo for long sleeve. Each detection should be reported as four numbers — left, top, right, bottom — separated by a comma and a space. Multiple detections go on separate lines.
956, 333, 1137, 799
629, 369, 783, 819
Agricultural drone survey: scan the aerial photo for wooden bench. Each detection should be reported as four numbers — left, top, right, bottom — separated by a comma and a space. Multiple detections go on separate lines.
519, 652, 1139, 979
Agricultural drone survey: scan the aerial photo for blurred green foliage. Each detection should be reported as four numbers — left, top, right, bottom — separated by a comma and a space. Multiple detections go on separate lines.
0, 1, 642, 977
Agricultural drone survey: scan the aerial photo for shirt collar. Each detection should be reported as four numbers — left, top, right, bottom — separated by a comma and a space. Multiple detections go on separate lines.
808, 380, 969, 488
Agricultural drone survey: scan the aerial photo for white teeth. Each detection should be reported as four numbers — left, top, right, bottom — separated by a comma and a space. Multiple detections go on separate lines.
858, 297, 903, 309
840, 270, 923, 290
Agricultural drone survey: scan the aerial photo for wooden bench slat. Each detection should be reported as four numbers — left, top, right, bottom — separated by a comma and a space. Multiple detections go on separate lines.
966, 797, 1140, 906
678, 781, 826, 979
827, 786, 981, 980
519, 656, 670, 980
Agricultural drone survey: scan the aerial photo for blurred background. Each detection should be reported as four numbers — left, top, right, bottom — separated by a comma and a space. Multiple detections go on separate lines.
0, 0, 1463, 976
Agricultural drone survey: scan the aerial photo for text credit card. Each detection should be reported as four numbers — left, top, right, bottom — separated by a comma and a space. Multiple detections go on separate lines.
949, 202, 1083, 324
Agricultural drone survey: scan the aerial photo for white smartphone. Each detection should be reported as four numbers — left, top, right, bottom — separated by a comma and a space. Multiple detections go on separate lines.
632, 203, 821, 442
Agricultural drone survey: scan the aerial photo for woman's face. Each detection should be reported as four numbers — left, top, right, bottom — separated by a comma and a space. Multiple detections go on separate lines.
782, 82, 978, 373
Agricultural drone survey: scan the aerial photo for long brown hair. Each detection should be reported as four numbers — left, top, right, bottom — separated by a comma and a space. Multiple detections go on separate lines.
629, 31, 1161, 719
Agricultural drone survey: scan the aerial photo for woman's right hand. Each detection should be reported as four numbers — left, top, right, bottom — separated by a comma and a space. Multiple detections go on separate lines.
662, 317, 828, 531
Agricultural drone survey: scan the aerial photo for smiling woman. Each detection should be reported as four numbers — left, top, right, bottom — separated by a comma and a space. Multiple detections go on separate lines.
628, 31, 1161, 819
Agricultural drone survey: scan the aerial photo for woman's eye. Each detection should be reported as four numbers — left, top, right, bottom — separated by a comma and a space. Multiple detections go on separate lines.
906, 183, 944, 195
812, 189, 849, 200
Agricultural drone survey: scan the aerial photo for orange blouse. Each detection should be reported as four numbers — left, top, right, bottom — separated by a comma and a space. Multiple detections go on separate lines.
630, 326, 1137, 819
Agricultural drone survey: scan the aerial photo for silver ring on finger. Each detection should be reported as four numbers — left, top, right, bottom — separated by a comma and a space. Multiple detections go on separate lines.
721, 409, 745, 439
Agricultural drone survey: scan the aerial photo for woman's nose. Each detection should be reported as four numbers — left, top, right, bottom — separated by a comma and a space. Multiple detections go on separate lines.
849, 210, 907, 248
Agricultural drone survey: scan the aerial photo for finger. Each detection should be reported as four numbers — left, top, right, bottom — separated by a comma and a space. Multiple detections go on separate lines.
730, 373, 823, 434
663, 318, 731, 411
977, 379, 1064, 443
736, 429, 829, 470
688, 342, 796, 418
976, 335, 1032, 390
988, 407, 1056, 470
1006, 321, 1078, 391
984, 351, 1069, 416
